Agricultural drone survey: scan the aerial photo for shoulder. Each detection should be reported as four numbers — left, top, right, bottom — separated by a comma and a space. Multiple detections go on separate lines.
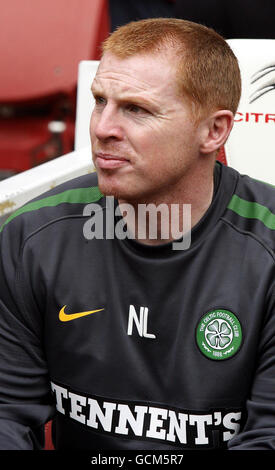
222, 166, 275, 255
0, 172, 105, 241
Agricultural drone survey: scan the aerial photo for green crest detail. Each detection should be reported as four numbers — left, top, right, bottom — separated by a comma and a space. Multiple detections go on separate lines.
196, 309, 242, 360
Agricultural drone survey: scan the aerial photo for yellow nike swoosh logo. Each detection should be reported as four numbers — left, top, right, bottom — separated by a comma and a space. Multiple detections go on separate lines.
59, 305, 104, 322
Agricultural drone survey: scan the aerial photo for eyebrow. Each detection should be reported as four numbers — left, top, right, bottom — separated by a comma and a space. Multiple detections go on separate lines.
91, 84, 159, 111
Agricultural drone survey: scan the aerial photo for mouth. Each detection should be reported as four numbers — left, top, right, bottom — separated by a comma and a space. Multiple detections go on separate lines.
94, 152, 130, 170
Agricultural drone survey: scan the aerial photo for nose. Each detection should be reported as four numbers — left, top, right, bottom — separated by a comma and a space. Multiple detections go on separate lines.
90, 104, 124, 142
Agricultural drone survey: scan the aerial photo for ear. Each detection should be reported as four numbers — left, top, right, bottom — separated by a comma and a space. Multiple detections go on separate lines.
199, 110, 234, 155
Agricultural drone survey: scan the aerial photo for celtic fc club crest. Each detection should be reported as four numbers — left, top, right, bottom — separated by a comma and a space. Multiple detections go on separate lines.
196, 309, 242, 360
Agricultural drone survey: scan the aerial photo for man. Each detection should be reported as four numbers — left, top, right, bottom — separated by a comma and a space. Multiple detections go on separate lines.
0, 18, 274, 450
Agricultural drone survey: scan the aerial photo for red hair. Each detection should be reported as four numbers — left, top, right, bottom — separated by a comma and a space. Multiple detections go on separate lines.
102, 18, 241, 120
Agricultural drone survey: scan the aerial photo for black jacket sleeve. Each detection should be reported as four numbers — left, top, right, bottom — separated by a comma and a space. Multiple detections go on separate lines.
228, 284, 275, 449
0, 219, 55, 450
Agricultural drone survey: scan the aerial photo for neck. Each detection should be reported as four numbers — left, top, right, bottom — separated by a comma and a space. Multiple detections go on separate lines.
118, 160, 215, 246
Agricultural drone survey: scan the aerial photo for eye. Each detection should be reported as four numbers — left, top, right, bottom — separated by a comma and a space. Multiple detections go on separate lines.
93, 95, 106, 106
126, 103, 148, 114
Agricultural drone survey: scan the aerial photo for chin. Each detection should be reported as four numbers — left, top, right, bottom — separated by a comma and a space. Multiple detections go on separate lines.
96, 170, 133, 199
97, 178, 127, 200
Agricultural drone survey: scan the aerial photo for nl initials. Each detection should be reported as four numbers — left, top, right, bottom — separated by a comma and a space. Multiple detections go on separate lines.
127, 305, 156, 339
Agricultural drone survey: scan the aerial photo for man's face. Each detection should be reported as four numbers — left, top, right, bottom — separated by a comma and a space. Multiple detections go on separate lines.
90, 50, 203, 202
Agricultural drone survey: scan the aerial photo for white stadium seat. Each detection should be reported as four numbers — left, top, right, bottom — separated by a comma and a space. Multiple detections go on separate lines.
0, 61, 99, 221
75, 61, 100, 151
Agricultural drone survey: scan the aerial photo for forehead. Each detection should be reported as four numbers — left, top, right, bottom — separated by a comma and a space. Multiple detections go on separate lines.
92, 51, 180, 100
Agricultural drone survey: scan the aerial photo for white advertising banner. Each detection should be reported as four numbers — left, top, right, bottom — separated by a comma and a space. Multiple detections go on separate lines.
226, 39, 275, 185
